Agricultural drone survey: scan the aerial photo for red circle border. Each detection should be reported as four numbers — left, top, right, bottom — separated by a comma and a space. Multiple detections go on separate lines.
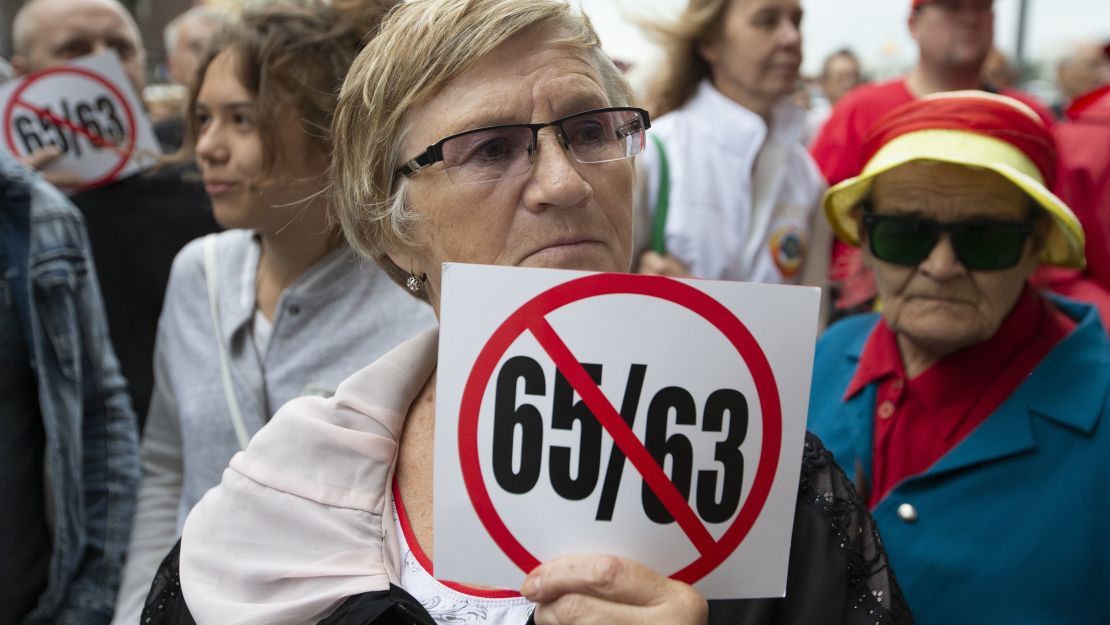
3, 65, 138, 190
456, 272, 783, 585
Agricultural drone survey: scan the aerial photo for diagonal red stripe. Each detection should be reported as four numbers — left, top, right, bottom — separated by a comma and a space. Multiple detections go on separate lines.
14, 97, 129, 156
527, 315, 717, 556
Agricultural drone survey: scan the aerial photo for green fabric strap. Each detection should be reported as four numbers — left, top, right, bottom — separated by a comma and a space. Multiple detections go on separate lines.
649, 133, 670, 255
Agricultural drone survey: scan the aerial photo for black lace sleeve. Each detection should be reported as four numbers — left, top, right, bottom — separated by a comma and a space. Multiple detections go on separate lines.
707, 432, 914, 625
140, 540, 196, 625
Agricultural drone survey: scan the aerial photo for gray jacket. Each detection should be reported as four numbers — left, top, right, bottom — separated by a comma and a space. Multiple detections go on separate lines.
111, 229, 436, 625
0, 151, 140, 625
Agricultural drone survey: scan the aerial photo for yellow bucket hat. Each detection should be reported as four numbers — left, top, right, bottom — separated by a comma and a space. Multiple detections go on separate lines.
821, 90, 1086, 269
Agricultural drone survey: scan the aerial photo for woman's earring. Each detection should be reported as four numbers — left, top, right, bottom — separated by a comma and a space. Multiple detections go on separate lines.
406, 272, 427, 294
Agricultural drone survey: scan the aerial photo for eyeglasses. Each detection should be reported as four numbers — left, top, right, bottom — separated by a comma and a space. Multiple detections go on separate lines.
396, 107, 651, 184
860, 211, 1035, 271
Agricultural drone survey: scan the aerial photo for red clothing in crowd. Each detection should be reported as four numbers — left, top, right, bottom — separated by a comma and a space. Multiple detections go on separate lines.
1030, 85, 1110, 329
843, 287, 1075, 508
1052, 85, 1110, 293
810, 78, 1056, 313
811, 78, 1054, 186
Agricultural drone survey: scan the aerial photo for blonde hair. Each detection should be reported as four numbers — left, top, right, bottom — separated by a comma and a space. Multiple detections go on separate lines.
642, 0, 733, 117
330, 0, 633, 300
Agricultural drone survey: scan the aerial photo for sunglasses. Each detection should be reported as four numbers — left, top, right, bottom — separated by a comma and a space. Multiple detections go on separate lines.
860, 211, 1035, 271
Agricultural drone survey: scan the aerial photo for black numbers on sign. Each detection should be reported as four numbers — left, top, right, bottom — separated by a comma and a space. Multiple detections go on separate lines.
13, 96, 127, 157
641, 387, 697, 524
696, 389, 747, 523
98, 96, 127, 138
550, 363, 603, 500
492, 356, 545, 494
490, 356, 748, 524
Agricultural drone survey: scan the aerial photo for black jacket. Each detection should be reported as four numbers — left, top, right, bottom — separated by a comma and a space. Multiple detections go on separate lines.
70, 161, 218, 424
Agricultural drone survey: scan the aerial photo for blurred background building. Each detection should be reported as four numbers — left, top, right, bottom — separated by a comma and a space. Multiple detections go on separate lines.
0, 0, 1105, 108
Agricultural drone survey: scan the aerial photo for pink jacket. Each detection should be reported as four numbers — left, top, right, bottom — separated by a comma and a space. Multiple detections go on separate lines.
179, 329, 439, 625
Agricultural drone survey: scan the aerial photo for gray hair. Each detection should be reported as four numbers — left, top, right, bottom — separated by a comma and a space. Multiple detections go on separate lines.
163, 6, 231, 57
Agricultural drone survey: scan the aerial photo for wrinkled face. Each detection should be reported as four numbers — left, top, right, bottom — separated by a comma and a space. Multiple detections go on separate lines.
170, 16, 223, 87
17, 0, 146, 93
910, 0, 994, 73
862, 161, 1040, 358
390, 26, 635, 315
698, 0, 803, 110
821, 54, 861, 105
193, 50, 329, 233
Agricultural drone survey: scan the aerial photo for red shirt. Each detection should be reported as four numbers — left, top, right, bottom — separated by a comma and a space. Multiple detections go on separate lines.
844, 287, 1075, 508
1054, 85, 1110, 293
810, 79, 1056, 313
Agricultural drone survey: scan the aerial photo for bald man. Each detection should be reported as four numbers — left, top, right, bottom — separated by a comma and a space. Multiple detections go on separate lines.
12, 0, 146, 93
10, 0, 147, 185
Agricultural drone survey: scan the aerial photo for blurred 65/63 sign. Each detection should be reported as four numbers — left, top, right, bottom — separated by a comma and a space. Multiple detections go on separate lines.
0, 51, 160, 191
434, 264, 820, 600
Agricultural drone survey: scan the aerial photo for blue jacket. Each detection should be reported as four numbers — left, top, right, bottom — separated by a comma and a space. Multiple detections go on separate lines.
0, 152, 140, 625
808, 298, 1110, 624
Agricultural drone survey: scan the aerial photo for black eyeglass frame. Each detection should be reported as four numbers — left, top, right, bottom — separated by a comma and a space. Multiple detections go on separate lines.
859, 209, 1037, 271
395, 106, 652, 179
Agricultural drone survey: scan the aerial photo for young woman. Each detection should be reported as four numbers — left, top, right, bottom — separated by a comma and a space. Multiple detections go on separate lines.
109, 3, 435, 623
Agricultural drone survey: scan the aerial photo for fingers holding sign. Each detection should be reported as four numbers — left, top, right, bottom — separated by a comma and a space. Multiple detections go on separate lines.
637, 251, 692, 278
21, 145, 83, 187
522, 554, 708, 625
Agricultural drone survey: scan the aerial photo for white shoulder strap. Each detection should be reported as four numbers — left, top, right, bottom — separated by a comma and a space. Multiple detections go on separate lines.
203, 234, 251, 451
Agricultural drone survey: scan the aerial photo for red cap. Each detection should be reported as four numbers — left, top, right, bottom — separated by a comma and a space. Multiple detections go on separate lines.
861, 92, 1056, 187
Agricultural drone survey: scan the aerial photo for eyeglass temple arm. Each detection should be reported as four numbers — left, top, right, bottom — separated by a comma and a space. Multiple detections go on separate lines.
398, 146, 438, 177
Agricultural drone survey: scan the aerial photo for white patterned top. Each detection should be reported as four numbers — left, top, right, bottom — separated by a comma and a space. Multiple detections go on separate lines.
393, 488, 535, 625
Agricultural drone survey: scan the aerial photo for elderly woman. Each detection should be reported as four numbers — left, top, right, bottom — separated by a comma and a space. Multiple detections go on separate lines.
808, 91, 1110, 624
143, 1, 912, 624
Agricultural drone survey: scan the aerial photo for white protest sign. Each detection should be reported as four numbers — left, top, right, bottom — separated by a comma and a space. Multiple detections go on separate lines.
0, 51, 161, 190
434, 263, 820, 600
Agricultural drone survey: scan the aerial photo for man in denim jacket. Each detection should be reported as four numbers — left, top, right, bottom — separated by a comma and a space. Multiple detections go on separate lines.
0, 150, 140, 624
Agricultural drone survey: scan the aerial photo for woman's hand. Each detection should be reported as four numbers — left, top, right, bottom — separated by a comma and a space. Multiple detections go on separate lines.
637, 250, 692, 277
521, 554, 708, 625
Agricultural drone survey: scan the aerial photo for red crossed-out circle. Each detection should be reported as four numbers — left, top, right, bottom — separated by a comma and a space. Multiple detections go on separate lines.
457, 272, 783, 584
3, 66, 138, 190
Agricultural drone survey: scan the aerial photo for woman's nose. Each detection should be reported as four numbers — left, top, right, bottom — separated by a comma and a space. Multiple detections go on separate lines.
195, 124, 228, 165
918, 234, 967, 278
522, 130, 591, 212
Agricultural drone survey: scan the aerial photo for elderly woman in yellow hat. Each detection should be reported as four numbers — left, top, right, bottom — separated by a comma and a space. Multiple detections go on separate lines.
808, 91, 1110, 624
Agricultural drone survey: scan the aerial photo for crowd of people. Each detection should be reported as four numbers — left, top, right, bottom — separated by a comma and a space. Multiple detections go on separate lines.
1, 0, 1108, 624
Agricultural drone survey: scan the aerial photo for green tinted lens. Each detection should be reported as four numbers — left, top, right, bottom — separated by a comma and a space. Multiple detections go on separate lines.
951, 222, 1030, 270
868, 216, 938, 266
